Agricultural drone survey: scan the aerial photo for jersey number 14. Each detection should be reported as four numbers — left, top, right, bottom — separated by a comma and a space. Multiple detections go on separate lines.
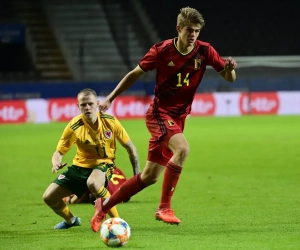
176, 73, 190, 87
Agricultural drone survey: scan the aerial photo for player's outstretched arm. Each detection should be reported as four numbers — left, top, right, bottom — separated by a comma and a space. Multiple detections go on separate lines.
220, 57, 237, 82
51, 150, 67, 173
99, 66, 144, 113
123, 140, 141, 176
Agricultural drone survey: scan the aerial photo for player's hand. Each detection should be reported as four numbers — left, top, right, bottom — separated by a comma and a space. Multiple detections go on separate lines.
99, 98, 111, 113
224, 57, 237, 71
52, 162, 67, 173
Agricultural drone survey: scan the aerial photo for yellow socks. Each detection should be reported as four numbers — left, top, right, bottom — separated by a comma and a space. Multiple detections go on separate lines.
94, 186, 109, 199
93, 186, 119, 218
51, 200, 74, 222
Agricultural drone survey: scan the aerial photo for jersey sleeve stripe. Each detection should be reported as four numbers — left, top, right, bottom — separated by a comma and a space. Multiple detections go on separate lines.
100, 114, 115, 120
70, 119, 84, 130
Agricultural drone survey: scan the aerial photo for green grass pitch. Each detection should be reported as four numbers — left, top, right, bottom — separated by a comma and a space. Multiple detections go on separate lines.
0, 116, 300, 250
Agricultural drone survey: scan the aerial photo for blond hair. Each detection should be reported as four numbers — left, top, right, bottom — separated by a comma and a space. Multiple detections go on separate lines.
78, 88, 97, 98
177, 7, 205, 28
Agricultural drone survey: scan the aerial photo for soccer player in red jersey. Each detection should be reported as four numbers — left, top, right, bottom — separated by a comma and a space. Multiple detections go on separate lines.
91, 6, 237, 231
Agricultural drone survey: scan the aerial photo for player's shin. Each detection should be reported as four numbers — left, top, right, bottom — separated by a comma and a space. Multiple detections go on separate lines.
103, 173, 147, 213
50, 200, 74, 222
159, 161, 182, 209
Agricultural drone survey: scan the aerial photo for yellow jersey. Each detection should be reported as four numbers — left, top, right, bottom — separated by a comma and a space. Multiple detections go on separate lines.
57, 113, 130, 168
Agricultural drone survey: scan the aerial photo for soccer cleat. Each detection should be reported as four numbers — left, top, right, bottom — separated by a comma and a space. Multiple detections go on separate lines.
155, 208, 180, 225
91, 198, 107, 232
54, 216, 81, 229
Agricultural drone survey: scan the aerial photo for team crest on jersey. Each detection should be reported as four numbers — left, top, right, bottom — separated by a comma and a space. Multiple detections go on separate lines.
104, 130, 113, 139
58, 174, 65, 180
168, 120, 175, 126
194, 58, 201, 70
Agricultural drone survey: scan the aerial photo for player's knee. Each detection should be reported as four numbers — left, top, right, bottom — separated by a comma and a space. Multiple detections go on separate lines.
87, 178, 104, 193
42, 190, 52, 205
86, 178, 96, 191
174, 145, 189, 160
87, 170, 106, 192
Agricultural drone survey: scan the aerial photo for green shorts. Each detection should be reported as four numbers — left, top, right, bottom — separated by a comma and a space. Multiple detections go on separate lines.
53, 163, 115, 198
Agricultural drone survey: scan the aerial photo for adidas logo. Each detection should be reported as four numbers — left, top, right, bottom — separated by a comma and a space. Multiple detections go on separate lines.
168, 61, 175, 66
84, 140, 90, 144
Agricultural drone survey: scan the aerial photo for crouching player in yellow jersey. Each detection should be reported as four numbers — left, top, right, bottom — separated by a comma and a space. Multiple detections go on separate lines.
42, 88, 140, 229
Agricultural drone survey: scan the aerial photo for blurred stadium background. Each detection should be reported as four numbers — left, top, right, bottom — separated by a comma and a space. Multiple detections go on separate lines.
0, 0, 299, 102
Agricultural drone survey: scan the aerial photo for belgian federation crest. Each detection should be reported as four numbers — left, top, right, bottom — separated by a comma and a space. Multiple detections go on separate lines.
104, 130, 113, 139
168, 120, 175, 126
194, 58, 201, 69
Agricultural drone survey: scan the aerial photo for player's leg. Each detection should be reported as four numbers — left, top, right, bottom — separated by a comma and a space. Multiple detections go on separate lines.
63, 190, 91, 204
160, 133, 188, 208
101, 161, 164, 212
90, 163, 126, 232
63, 194, 75, 204
90, 113, 169, 230
156, 117, 188, 224
43, 165, 93, 229
100, 139, 166, 214
43, 183, 82, 229
90, 161, 164, 232
87, 166, 119, 218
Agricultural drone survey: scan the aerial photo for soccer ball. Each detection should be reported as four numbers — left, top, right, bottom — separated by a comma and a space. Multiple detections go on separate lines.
100, 217, 131, 247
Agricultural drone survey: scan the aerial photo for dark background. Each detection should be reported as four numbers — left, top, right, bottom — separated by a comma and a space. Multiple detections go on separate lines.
143, 1, 300, 56
0, 0, 299, 97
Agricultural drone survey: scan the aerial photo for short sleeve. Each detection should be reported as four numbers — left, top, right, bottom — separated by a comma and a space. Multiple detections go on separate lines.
114, 118, 130, 145
207, 45, 226, 72
56, 123, 77, 154
139, 45, 158, 72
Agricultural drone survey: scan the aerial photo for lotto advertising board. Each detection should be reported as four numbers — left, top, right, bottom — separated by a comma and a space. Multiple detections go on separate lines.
0, 92, 300, 124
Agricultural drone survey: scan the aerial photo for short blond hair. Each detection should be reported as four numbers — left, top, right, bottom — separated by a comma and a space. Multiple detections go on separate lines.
177, 7, 205, 28
78, 88, 97, 98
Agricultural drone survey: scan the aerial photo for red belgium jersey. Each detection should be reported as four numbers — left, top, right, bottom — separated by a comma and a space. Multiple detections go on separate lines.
139, 38, 225, 118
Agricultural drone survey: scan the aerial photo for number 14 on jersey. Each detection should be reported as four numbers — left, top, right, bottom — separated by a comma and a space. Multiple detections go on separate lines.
177, 73, 190, 87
